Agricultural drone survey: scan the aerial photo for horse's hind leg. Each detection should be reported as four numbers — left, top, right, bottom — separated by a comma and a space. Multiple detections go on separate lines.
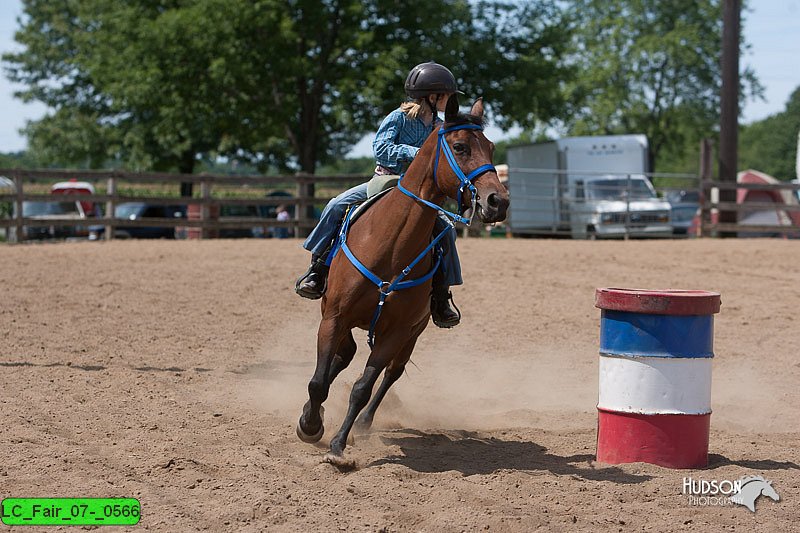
356, 332, 421, 432
326, 330, 356, 383
297, 317, 343, 443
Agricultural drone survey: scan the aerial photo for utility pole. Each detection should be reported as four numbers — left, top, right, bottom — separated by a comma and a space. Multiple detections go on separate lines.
718, 0, 740, 237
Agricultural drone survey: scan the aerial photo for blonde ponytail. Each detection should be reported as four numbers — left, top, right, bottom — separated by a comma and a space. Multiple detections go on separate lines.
400, 98, 427, 120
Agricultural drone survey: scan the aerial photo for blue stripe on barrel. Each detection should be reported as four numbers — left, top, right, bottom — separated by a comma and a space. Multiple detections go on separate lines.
600, 310, 714, 358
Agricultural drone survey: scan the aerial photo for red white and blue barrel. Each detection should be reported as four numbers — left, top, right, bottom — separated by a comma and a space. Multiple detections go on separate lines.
595, 288, 721, 469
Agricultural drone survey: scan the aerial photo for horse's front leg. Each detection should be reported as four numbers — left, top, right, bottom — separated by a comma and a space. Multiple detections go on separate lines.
297, 317, 344, 443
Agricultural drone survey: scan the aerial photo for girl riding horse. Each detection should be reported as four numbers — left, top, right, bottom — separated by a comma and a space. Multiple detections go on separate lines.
296, 93, 509, 465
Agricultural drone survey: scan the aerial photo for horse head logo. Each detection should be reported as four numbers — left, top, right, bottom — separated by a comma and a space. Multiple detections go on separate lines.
729, 476, 780, 512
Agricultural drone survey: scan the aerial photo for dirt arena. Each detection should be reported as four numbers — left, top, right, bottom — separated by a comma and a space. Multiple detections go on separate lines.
1, 238, 798, 532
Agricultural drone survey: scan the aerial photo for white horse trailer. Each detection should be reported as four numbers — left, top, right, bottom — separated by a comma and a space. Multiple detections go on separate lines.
507, 135, 671, 239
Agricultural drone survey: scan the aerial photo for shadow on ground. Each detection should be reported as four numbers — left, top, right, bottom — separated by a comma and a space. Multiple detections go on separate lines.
707, 454, 800, 471
367, 428, 652, 483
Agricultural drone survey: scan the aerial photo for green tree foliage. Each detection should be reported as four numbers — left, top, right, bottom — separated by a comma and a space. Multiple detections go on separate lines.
563, 0, 761, 172
0, 151, 40, 169
739, 87, 800, 180
4, 0, 573, 175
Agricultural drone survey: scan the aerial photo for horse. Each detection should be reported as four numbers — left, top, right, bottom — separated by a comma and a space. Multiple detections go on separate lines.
729, 476, 780, 512
296, 95, 510, 466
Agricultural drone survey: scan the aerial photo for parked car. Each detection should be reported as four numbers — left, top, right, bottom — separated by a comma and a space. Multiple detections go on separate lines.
665, 190, 700, 236
571, 175, 672, 239
11, 200, 88, 240
51, 179, 100, 217
88, 202, 186, 240
219, 204, 266, 238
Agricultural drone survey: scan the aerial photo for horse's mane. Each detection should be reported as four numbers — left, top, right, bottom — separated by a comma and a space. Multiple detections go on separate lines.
443, 112, 484, 129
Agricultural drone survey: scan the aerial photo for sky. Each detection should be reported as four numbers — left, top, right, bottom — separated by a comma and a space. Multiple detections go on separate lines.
1, 1, 798, 157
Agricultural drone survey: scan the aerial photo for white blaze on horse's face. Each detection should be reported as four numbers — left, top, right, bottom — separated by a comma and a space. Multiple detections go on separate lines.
439, 95, 510, 223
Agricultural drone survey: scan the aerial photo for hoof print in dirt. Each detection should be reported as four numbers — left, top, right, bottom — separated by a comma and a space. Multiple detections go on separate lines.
323, 453, 358, 471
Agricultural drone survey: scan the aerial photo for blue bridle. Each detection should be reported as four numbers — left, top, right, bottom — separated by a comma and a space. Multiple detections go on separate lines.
432, 123, 496, 222
334, 122, 496, 347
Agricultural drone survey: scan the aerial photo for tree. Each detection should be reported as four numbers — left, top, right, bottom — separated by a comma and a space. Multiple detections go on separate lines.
739, 87, 800, 180
5, 0, 292, 196
563, 0, 761, 172
4, 0, 574, 176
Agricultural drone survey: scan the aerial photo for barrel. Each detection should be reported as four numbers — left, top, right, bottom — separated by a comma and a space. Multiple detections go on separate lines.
595, 288, 721, 469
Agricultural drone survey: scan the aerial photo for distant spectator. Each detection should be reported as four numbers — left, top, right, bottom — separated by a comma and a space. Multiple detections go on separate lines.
273, 204, 291, 238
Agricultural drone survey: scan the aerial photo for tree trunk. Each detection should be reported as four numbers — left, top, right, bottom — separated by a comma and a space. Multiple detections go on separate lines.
179, 150, 195, 197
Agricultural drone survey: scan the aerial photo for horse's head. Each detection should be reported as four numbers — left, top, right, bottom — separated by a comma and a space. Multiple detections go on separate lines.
433, 95, 509, 224
761, 481, 780, 502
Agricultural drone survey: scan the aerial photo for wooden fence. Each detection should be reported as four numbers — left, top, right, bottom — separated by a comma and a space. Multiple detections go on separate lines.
0, 168, 368, 242
699, 179, 800, 237
3, 168, 800, 242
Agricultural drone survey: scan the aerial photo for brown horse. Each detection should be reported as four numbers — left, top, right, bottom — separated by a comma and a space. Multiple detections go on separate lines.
296, 95, 509, 466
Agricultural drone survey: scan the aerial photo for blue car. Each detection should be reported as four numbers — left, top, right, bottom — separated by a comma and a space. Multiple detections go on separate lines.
666, 190, 700, 236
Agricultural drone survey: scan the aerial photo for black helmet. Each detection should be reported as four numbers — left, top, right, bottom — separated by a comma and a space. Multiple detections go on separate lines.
404, 61, 462, 99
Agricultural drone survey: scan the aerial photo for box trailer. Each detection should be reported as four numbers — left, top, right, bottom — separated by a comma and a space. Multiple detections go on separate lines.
507, 135, 671, 239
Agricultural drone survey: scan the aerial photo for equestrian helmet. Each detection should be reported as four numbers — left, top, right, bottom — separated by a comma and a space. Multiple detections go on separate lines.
404, 61, 463, 99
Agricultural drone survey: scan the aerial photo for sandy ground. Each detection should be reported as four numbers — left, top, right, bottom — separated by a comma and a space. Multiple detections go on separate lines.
1, 238, 798, 532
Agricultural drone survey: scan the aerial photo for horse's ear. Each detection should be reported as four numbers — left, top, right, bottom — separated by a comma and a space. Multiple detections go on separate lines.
445, 93, 459, 122
470, 97, 484, 119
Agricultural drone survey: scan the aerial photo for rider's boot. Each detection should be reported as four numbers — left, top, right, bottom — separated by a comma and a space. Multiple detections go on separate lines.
430, 274, 461, 328
295, 254, 330, 300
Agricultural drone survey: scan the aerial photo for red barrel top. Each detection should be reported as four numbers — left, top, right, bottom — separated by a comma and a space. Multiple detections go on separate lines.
595, 288, 721, 316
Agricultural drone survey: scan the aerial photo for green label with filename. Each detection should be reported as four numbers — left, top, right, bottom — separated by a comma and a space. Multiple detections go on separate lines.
1, 498, 140, 526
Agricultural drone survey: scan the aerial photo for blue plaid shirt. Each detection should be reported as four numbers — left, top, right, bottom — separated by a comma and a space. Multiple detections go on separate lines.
373, 108, 441, 174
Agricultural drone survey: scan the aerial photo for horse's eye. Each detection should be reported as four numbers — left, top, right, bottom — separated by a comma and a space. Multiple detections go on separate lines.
453, 143, 468, 154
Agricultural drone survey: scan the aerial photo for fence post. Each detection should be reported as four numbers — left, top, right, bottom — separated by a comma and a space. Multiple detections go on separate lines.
200, 179, 211, 240
13, 170, 23, 244
624, 173, 632, 241
699, 138, 713, 238
295, 173, 314, 239
105, 177, 116, 241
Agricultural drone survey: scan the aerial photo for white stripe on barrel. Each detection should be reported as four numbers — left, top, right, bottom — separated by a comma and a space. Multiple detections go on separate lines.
598, 355, 712, 415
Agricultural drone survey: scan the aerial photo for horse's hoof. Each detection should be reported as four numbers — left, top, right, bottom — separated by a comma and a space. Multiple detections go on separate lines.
296, 407, 325, 443
296, 422, 325, 443
323, 452, 357, 470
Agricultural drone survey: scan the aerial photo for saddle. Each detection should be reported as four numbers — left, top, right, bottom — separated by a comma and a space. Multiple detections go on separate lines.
344, 174, 399, 227
366, 174, 399, 198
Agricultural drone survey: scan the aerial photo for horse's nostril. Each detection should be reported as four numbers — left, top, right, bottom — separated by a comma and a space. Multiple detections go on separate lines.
488, 193, 499, 208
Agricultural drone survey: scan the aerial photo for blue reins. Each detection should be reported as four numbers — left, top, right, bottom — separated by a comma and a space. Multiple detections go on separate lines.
334, 123, 496, 348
